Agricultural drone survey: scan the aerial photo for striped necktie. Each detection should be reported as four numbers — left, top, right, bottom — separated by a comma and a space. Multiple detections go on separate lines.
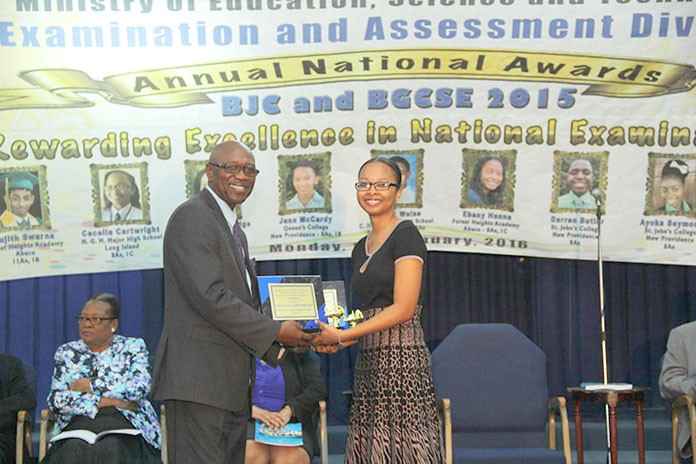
232, 221, 245, 263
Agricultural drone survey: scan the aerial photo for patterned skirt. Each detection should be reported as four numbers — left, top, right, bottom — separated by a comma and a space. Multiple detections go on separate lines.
345, 306, 444, 464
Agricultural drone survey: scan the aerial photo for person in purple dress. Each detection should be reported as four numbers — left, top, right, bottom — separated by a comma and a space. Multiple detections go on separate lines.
314, 157, 443, 463
244, 348, 326, 464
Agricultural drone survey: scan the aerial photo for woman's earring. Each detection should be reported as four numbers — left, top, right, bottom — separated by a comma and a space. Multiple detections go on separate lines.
111, 328, 116, 333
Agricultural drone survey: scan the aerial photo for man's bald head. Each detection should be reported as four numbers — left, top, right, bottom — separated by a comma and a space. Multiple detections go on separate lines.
209, 141, 253, 164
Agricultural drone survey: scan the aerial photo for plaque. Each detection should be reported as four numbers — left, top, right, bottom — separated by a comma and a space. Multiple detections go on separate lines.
258, 275, 325, 332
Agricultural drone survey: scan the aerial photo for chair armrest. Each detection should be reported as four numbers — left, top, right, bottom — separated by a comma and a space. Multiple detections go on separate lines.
671, 395, 696, 464
160, 404, 168, 464
39, 409, 55, 461
548, 397, 571, 464
318, 400, 328, 464
438, 398, 452, 464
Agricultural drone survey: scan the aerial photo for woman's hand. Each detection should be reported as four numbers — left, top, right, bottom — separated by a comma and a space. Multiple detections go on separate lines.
310, 321, 358, 353
278, 405, 292, 426
312, 321, 341, 345
98, 397, 138, 411
252, 406, 287, 429
69, 377, 92, 393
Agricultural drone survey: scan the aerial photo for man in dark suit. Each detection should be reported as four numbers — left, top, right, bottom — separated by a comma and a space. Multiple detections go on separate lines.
151, 141, 313, 463
0, 353, 36, 464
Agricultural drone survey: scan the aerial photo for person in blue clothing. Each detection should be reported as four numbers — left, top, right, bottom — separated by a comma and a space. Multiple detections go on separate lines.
43, 293, 161, 464
244, 348, 326, 464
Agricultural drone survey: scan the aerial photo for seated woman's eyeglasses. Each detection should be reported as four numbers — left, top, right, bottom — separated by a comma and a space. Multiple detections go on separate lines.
208, 162, 260, 177
355, 181, 400, 191
75, 316, 116, 325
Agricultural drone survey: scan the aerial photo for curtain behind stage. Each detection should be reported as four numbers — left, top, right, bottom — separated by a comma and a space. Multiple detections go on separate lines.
2, 252, 695, 423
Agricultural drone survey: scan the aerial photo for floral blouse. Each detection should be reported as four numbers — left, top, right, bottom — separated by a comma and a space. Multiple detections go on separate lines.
47, 335, 161, 449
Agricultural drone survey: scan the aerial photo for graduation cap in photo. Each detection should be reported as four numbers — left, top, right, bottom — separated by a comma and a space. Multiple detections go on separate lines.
2, 171, 39, 210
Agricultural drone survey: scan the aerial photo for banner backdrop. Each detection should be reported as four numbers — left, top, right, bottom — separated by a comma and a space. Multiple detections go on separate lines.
0, 0, 695, 280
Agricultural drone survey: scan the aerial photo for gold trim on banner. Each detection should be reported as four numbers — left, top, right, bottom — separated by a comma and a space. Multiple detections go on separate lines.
1, 48, 694, 110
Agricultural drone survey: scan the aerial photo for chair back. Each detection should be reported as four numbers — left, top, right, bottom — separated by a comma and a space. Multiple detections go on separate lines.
432, 324, 549, 448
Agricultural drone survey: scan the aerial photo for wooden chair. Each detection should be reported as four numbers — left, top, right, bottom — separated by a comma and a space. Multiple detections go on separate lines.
15, 410, 33, 464
15, 360, 37, 464
317, 400, 328, 464
38, 409, 55, 461
670, 394, 696, 464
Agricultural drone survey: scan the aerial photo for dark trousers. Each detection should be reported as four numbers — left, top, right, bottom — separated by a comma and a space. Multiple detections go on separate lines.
165, 399, 248, 464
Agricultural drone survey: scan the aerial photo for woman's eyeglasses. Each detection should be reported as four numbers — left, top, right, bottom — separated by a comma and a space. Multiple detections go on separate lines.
75, 316, 116, 325
355, 181, 400, 191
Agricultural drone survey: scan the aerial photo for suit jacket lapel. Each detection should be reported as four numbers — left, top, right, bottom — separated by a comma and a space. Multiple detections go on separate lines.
239, 229, 261, 310
200, 190, 252, 299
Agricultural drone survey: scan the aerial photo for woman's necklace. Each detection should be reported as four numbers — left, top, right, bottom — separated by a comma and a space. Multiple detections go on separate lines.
367, 216, 401, 254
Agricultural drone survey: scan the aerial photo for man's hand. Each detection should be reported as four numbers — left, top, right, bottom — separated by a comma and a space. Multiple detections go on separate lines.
276, 320, 315, 347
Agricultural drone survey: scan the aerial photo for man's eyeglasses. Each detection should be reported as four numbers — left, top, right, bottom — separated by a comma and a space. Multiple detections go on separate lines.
104, 183, 132, 193
355, 181, 400, 191
75, 316, 116, 325
208, 162, 260, 177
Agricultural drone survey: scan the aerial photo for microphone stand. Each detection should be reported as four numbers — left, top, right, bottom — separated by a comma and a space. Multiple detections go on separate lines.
595, 193, 612, 463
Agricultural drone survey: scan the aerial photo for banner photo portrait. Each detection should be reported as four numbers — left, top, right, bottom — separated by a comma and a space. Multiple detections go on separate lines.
0, 1, 694, 279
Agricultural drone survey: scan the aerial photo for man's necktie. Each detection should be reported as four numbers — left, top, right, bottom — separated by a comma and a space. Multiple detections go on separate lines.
19, 219, 29, 227
232, 221, 245, 262
114, 212, 121, 221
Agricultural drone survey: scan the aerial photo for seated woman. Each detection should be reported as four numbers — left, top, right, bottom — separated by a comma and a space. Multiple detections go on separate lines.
42, 293, 161, 464
245, 348, 327, 464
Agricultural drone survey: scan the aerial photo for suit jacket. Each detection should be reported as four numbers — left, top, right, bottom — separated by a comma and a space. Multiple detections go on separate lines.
151, 189, 282, 413
660, 321, 696, 458
0, 353, 36, 461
